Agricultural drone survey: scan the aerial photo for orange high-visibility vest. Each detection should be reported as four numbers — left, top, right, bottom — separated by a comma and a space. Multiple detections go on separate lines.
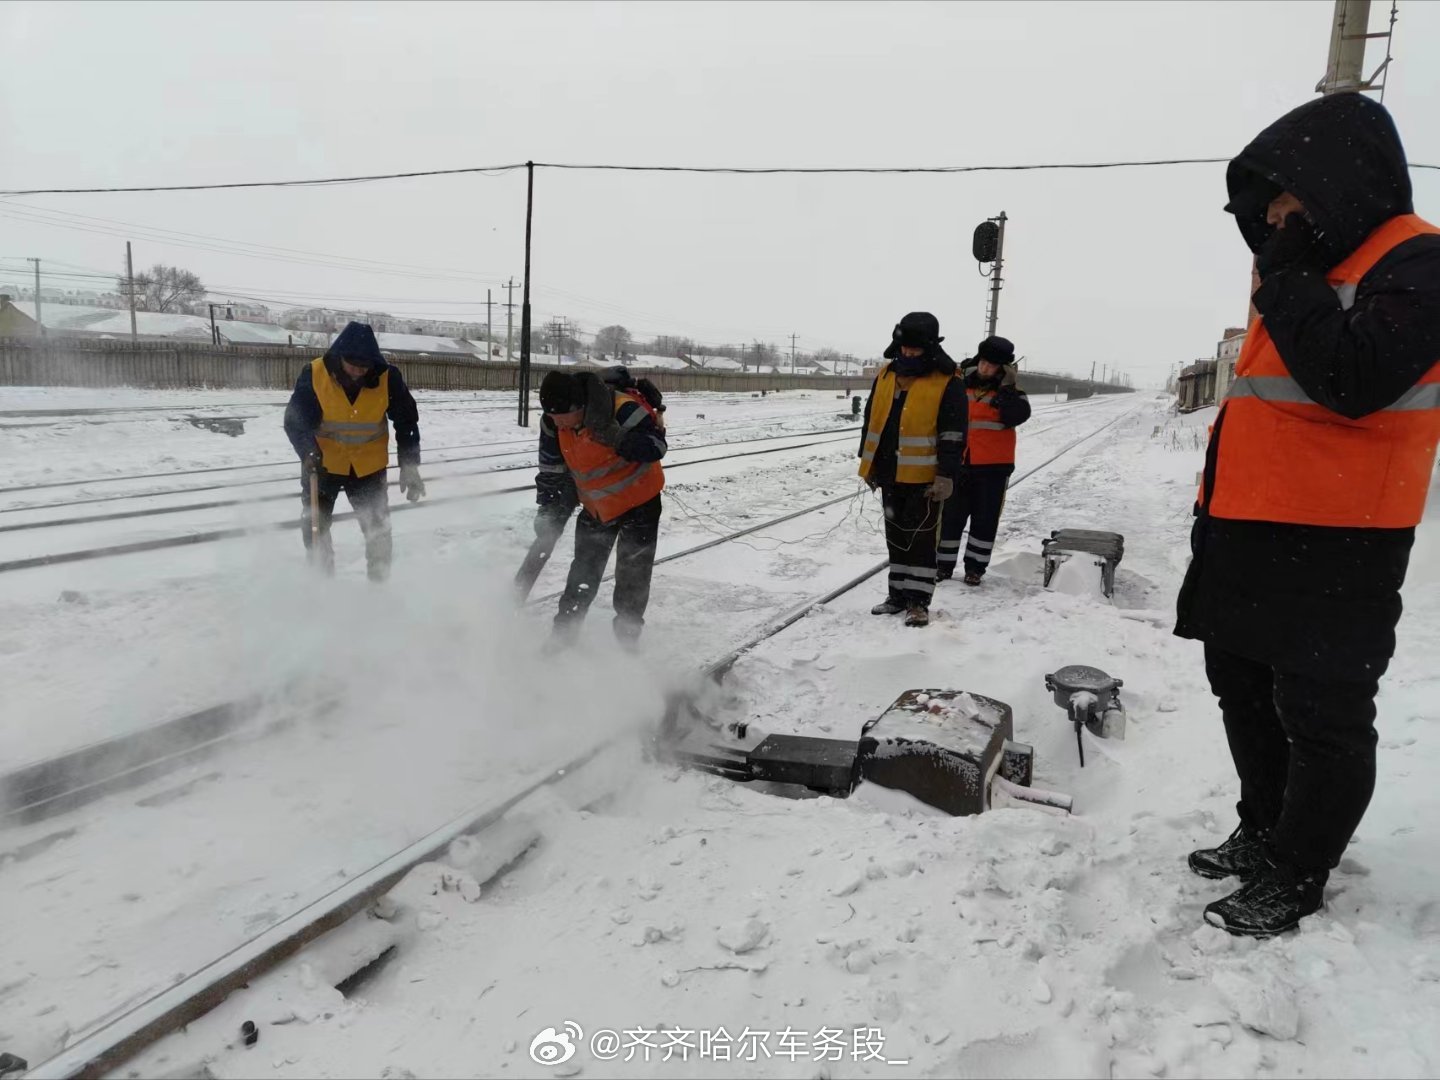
312, 357, 390, 478
965, 384, 1017, 466
559, 390, 665, 523
858, 366, 951, 485
1204, 214, 1440, 528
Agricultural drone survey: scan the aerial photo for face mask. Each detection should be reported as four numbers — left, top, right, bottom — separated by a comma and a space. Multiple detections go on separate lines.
891, 352, 930, 376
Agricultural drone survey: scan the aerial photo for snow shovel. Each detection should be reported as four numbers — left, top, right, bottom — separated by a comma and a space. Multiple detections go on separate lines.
513, 512, 571, 602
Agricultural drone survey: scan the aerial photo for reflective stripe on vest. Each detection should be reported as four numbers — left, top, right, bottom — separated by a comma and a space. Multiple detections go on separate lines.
858, 366, 950, 484
558, 390, 665, 523
1204, 213, 1440, 528
965, 386, 1016, 466
311, 357, 391, 478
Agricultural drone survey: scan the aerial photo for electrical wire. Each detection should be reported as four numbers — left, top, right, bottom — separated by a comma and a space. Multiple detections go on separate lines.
18, 155, 1440, 197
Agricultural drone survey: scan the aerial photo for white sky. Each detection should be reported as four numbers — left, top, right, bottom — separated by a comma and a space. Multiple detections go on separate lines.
1, 0, 1437, 385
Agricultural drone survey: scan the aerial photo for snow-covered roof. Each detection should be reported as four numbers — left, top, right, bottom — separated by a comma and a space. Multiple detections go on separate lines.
626, 354, 692, 371
688, 355, 745, 371
373, 332, 475, 354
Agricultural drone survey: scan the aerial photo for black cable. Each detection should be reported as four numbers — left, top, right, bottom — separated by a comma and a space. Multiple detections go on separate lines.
535, 158, 1234, 174
6, 156, 1436, 196
0, 163, 527, 196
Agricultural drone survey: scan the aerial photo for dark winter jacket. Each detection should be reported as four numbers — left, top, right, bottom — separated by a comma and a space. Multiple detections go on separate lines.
858, 350, 968, 487
283, 329, 421, 471
536, 374, 666, 508
1175, 94, 1440, 681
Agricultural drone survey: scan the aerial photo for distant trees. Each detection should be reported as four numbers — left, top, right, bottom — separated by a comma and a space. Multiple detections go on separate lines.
649, 334, 696, 358
595, 324, 632, 357
748, 341, 779, 371
116, 263, 206, 313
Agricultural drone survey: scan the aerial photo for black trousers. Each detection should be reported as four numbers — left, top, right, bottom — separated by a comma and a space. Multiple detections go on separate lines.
556, 495, 662, 638
938, 466, 1012, 577
881, 483, 940, 608
1205, 644, 1381, 873
300, 468, 392, 581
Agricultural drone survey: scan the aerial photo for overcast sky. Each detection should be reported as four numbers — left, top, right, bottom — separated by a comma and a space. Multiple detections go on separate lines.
2, 0, 1437, 384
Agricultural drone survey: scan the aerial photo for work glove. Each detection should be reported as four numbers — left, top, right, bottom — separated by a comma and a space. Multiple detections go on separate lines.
925, 476, 954, 502
1000, 364, 1018, 389
635, 378, 665, 413
399, 462, 426, 502
300, 448, 322, 479
1255, 213, 1328, 279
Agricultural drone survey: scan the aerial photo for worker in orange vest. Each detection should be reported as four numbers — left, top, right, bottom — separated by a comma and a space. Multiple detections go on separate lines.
1176, 94, 1440, 937
514, 366, 665, 601
937, 336, 1031, 585
539, 370, 667, 647
283, 322, 424, 581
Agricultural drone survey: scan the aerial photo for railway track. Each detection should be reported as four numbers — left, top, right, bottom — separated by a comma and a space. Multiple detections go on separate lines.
0, 429, 861, 573
0, 400, 1132, 815
9, 399, 1136, 1079
0, 395, 1091, 503
0, 426, 863, 534
12, 398, 1137, 1079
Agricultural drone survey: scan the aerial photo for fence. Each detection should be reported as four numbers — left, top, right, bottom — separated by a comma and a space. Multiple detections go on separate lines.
0, 337, 1125, 399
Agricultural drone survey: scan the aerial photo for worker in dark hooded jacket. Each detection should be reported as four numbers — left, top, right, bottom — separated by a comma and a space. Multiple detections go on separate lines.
938, 335, 1031, 584
283, 321, 424, 581
540, 369, 667, 646
1175, 94, 1440, 937
514, 366, 665, 601
858, 312, 969, 628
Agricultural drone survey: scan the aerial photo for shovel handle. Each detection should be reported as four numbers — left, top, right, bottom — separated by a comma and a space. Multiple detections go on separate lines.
308, 466, 320, 542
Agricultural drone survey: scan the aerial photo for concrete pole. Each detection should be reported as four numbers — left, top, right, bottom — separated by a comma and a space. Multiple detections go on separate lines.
126, 242, 138, 341
1320, 0, 1372, 94
986, 212, 1007, 338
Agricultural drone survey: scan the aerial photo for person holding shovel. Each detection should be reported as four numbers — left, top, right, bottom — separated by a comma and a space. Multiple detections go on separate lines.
283, 321, 424, 581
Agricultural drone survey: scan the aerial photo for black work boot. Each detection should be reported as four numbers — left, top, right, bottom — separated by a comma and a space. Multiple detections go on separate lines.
871, 597, 905, 616
1203, 857, 1326, 938
904, 605, 930, 628
1188, 821, 1269, 881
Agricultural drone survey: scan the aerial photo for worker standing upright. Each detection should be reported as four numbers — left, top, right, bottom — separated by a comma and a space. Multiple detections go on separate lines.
858, 312, 968, 627
937, 336, 1031, 584
539, 370, 667, 646
283, 321, 424, 581
1175, 94, 1440, 937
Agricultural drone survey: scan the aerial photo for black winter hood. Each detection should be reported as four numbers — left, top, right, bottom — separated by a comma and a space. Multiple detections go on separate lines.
1226, 94, 1412, 266
324, 321, 387, 388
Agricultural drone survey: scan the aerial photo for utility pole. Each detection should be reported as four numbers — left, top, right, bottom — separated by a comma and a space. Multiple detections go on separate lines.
789, 332, 798, 375
208, 303, 220, 346
486, 288, 493, 348
1319, 0, 1373, 94
27, 258, 42, 336
125, 242, 138, 341
519, 161, 535, 428
504, 276, 517, 363
986, 211, 1007, 338
1089, 360, 1096, 385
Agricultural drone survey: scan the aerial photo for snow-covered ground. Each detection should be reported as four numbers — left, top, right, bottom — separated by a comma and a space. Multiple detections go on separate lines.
4, 388, 1435, 1079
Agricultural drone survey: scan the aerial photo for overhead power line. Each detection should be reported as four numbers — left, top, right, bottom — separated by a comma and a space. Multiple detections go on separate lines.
16, 155, 1440, 197
0, 163, 528, 196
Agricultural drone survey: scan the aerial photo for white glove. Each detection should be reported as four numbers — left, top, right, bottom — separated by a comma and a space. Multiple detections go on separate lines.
925, 476, 954, 502
399, 463, 426, 502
